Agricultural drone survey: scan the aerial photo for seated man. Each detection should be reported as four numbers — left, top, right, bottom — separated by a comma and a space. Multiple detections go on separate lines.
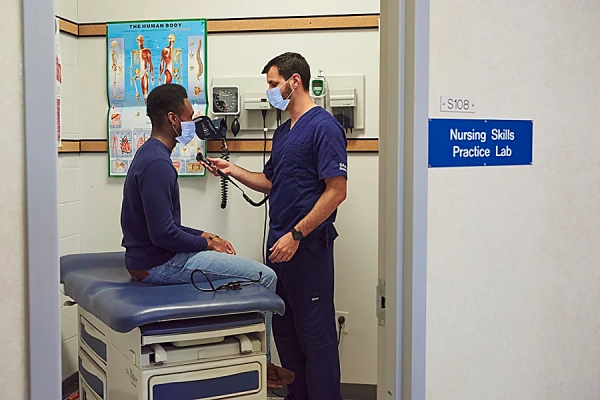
119, 83, 293, 389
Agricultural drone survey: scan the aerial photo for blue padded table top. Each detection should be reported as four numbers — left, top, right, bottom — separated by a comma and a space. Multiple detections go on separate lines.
60, 252, 285, 333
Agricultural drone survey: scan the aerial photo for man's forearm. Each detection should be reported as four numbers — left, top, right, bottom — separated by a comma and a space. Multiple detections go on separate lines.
181, 226, 203, 236
231, 165, 272, 194
295, 179, 347, 237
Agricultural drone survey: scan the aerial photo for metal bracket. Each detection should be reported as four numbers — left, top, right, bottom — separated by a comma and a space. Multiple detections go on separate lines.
377, 279, 386, 326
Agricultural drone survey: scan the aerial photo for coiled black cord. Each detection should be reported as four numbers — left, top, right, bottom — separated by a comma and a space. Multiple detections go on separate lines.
220, 138, 229, 209
196, 152, 268, 208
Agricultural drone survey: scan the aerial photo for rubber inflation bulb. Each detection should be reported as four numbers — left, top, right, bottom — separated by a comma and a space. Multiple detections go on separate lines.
231, 117, 241, 137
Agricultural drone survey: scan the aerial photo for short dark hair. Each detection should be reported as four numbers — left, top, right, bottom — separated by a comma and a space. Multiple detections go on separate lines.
262, 52, 311, 91
146, 84, 187, 128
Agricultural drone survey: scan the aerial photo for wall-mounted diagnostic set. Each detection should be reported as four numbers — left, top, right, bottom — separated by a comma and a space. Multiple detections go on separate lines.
209, 73, 364, 136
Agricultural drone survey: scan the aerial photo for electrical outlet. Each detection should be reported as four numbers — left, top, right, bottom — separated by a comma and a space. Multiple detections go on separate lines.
335, 311, 349, 334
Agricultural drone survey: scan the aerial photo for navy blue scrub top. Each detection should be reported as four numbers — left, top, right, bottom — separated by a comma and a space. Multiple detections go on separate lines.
263, 106, 348, 250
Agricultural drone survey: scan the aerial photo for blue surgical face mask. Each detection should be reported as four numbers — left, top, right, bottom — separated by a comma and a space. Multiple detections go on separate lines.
172, 117, 196, 146
266, 78, 295, 111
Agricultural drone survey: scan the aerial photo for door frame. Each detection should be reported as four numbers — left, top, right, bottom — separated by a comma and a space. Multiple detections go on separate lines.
23, 0, 62, 398
377, 0, 429, 398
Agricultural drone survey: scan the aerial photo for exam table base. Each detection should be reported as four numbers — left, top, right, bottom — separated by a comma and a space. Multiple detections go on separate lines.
77, 307, 268, 400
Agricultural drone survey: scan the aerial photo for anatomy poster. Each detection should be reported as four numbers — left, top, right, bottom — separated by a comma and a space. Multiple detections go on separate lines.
106, 19, 208, 177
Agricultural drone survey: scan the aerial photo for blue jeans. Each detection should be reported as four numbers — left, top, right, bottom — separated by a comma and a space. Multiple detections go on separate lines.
141, 251, 277, 361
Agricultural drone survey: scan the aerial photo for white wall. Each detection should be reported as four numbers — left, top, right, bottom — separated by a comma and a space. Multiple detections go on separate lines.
57, 0, 77, 22
58, 29, 81, 258
77, 0, 378, 23
0, 0, 28, 396
57, 0, 80, 257
60, 33, 80, 142
69, 0, 380, 385
58, 152, 81, 382
57, 0, 81, 381
78, 30, 380, 140
427, 1, 600, 399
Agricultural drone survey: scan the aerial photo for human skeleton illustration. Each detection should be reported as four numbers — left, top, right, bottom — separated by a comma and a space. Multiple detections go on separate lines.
195, 39, 203, 81
130, 35, 154, 117
160, 34, 183, 85
110, 41, 123, 99
189, 39, 204, 96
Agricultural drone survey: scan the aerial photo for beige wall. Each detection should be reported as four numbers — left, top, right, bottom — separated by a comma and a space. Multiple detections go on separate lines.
0, 0, 28, 397
427, 0, 600, 398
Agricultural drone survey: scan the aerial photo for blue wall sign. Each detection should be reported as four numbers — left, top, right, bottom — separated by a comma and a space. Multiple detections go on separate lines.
428, 119, 533, 168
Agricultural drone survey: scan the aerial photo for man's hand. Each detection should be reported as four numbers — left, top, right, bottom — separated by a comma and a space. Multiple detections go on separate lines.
214, 237, 236, 255
199, 158, 272, 195
206, 239, 232, 254
269, 232, 300, 263
202, 232, 236, 255
201, 158, 237, 177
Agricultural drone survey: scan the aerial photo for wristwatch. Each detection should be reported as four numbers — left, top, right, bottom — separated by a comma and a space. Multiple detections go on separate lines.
290, 227, 304, 241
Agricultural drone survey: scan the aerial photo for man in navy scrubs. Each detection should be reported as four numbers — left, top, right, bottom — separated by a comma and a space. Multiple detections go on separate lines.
203, 52, 348, 400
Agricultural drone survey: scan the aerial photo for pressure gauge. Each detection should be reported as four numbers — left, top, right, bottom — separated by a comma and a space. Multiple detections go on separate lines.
212, 86, 240, 116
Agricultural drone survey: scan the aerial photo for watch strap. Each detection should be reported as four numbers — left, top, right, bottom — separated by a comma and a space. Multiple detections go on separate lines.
291, 227, 304, 241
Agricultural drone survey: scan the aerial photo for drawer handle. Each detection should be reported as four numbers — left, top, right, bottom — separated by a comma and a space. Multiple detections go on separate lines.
235, 334, 253, 353
81, 318, 104, 341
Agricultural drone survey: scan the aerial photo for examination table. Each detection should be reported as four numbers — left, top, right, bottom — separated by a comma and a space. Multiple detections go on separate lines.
60, 252, 285, 400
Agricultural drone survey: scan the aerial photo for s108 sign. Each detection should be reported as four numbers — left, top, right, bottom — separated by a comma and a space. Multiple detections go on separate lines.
428, 119, 533, 168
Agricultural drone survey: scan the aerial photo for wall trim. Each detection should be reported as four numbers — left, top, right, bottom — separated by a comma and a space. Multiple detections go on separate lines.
58, 138, 379, 154
56, 13, 380, 155
57, 140, 80, 153
58, 14, 380, 37
57, 18, 78, 36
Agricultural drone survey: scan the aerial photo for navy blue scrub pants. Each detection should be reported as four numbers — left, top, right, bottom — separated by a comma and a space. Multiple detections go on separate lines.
267, 239, 343, 400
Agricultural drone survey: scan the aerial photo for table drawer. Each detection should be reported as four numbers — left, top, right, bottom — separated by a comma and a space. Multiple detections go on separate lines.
79, 347, 106, 400
80, 315, 107, 364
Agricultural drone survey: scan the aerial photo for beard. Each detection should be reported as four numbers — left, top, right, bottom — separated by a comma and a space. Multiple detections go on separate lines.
281, 81, 294, 100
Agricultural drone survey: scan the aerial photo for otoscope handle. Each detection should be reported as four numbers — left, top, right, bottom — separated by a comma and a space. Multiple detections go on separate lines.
196, 152, 229, 180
